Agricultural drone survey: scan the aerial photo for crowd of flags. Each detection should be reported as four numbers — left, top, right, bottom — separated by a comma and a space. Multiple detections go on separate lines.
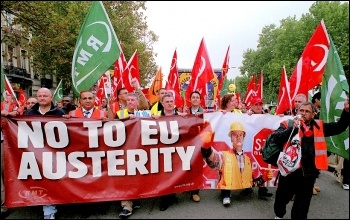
0, 1, 348, 159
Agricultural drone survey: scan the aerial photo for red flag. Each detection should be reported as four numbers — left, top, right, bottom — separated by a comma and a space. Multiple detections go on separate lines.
122, 50, 141, 92
111, 49, 127, 102
19, 89, 26, 107
94, 76, 106, 107
243, 75, 257, 108
217, 45, 230, 105
142, 88, 149, 101
276, 66, 292, 115
165, 50, 183, 108
4, 75, 19, 106
185, 38, 215, 107
148, 67, 163, 106
289, 20, 330, 101
219, 45, 230, 92
256, 71, 263, 99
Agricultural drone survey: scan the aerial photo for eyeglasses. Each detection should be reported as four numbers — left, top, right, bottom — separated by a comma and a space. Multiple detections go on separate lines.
298, 109, 313, 114
62, 100, 70, 102
26, 102, 36, 104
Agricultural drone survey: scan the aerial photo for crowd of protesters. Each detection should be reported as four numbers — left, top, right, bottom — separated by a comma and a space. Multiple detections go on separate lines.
1, 86, 349, 219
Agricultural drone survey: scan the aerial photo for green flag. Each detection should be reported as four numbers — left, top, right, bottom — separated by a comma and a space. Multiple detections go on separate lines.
71, 1, 121, 96
1, 65, 5, 102
320, 36, 349, 160
53, 80, 63, 103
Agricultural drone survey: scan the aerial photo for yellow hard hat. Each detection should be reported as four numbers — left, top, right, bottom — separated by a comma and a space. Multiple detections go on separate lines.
229, 122, 245, 133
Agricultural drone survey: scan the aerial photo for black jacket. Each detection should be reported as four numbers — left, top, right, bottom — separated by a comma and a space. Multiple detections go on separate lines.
273, 109, 349, 176
24, 102, 65, 116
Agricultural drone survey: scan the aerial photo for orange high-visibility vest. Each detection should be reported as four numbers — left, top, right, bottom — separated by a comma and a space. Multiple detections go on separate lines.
69, 108, 106, 119
282, 119, 328, 170
313, 120, 328, 170
1, 102, 15, 112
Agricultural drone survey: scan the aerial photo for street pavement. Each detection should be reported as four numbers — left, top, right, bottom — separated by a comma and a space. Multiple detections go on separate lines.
3, 170, 349, 219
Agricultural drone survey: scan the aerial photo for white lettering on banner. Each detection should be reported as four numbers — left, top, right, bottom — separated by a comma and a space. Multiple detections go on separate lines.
17, 121, 68, 149
87, 151, 105, 177
141, 120, 158, 145
17, 147, 194, 180
84, 121, 103, 148
141, 120, 180, 145
17, 120, 180, 150
103, 121, 126, 147
68, 152, 88, 178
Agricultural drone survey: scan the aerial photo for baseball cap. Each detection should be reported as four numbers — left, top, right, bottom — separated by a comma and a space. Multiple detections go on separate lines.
251, 97, 263, 105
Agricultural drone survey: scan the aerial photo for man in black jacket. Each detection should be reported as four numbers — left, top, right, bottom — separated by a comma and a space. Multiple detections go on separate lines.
24, 87, 65, 219
273, 99, 349, 219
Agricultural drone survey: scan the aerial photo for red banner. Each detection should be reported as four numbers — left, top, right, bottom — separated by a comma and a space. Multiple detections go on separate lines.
2, 115, 204, 207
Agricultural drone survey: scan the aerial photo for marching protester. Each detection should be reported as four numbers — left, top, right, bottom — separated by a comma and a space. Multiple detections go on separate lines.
271, 99, 349, 219
151, 94, 186, 211
150, 88, 168, 116
1, 94, 19, 218
99, 97, 109, 111
184, 91, 205, 202
112, 92, 144, 218
61, 96, 76, 114
62, 90, 107, 218
219, 93, 242, 114
24, 97, 38, 112
108, 87, 128, 119
200, 121, 273, 206
283, 93, 307, 116
23, 87, 66, 219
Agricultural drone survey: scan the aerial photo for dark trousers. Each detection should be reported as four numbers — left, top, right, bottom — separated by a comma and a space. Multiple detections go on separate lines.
190, 189, 199, 195
258, 186, 268, 194
274, 168, 315, 219
221, 190, 230, 198
342, 158, 349, 185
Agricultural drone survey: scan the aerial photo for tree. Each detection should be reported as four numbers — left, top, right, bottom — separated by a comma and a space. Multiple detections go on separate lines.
240, 1, 349, 103
1, 1, 158, 93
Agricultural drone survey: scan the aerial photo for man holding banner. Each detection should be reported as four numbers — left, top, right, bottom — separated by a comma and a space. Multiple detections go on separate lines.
24, 87, 66, 219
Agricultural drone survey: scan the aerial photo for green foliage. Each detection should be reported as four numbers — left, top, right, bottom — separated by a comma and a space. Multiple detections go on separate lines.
240, 1, 349, 104
1, 1, 158, 93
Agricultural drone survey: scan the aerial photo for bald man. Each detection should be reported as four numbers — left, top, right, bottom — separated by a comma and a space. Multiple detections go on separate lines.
24, 87, 65, 219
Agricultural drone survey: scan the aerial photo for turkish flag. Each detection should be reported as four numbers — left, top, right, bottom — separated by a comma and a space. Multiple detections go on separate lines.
276, 66, 292, 115
94, 76, 106, 107
19, 89, 26, 107
185, 38, 215, 107
122, 50, 141, 92
217, 45, 230, 105
4, 74, 19, 106
165, 50, 183, 108
289, 20, 330, 101
256, 71, 263, 99
218, 45, 230, 92
243, 75, 257, 108
111, 49, 127, 102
